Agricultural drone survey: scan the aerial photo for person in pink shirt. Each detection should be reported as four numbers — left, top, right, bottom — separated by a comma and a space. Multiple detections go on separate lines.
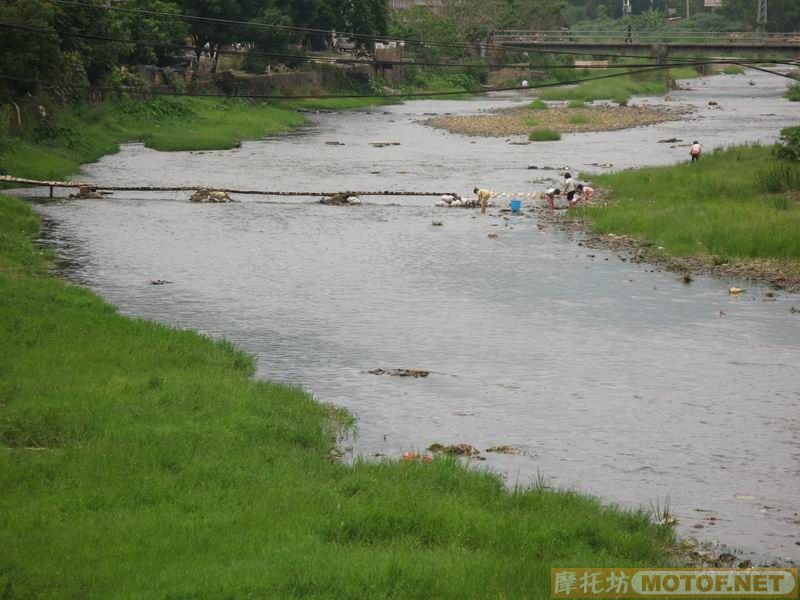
575, 183, 594, 206
690, 141, 702, 162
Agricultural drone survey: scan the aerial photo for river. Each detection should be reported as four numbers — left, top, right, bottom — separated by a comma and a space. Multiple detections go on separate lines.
30, 69, 800, 563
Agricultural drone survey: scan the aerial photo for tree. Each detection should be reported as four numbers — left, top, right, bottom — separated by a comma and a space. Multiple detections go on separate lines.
114, 0, 189, 66
52, 0, 126, 83
0, 0, 62, 98
241, 4, 296, 73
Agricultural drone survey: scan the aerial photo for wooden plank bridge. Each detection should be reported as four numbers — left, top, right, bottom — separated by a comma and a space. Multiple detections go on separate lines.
0, 176, 456, 199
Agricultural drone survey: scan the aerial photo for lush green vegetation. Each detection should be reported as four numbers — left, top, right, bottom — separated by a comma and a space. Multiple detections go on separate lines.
0, 96, 399, 180
529, 128, 562, 141
0, 191, 675, 597
584, 144, 800, 262
537, 67, 700, 105
786, 84, 800, 102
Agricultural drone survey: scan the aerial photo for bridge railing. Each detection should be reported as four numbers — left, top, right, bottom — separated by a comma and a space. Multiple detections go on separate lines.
491, 30, 800, 46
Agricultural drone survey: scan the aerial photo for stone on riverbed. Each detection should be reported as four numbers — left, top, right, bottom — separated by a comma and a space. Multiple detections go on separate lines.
190, 189, 232, 203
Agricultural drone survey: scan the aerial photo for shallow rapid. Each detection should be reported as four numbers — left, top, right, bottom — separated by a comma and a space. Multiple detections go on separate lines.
32, 69, 800, 562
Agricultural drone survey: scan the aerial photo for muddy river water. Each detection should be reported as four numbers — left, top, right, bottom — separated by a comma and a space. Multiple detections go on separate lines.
31, 70, 799, 562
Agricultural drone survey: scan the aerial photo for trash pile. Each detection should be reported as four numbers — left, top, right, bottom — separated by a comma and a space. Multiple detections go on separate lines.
69, 185, 105, 199
320, 193, 362, 206
434, 194, 489, 208
190, 189, 232, 203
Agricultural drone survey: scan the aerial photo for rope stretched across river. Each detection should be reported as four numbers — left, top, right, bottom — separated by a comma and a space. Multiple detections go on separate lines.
0, 175, 456, 198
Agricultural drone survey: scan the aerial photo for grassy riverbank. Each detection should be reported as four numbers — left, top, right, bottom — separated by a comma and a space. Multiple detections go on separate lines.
0, 96, 387, 181
0, 192, 676, 596
581, 144, 800, 287
537, 67, 701, 105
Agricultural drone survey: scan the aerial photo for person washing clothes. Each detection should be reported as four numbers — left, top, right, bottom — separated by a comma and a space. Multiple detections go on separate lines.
563, 173, 576, 206
544, 187, 561, 211
575, 183, 594, 206
474, 187, 491, 213
690, 141, 702, 162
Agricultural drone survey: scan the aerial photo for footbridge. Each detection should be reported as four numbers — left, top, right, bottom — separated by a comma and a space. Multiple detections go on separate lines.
490, 30, 800, 58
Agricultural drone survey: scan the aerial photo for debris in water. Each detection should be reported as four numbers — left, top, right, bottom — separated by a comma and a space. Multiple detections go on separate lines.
149, 279, 173, 285
369, 141, 401, 147
190, 189, 232, 203
320, 193, 361, 206
681, 273, 693, 284
729, 287, 745, 295
368, 368, 430, 378
486, 445, 521, 454
657, 138, 683, 143
402, 451, 432, 462
431, 220, 443, 226
324, 141, 345, 146
69, 185, 104, 200
487, 232, 499, 238
428, 443, 480, 456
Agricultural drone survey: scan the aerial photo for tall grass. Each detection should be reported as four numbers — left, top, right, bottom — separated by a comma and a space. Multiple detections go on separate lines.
0, 193, 675, 597
585, 145, 800, 260
785, 83, 800, 102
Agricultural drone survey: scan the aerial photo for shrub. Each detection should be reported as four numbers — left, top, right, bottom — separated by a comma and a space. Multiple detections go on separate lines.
774, 126, 800, 161
528, 129, 561, 141
785, 84, 800, 102
529, 99, 548, 110
568, 99, 586, 108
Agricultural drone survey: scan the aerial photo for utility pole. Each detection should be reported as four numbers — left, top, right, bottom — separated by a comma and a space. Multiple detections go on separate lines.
685, 0, 690, 19
756, 0, 768, 32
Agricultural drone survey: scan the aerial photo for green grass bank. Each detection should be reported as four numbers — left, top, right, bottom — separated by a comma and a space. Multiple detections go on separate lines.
581, 145, 800, 285
0, 192, 676, 597
537, 67, 701, 105
0, 95, 388, 182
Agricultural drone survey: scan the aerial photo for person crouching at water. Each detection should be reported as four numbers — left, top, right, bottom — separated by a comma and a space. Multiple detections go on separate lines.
474, 187, 491, 213
544, 187, 561, 211
563, 173, 576, 206
690, 141, 702, 162
574, 183, 594, 206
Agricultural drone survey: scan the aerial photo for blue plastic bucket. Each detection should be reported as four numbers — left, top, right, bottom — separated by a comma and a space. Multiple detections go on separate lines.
510, 199, 522, 213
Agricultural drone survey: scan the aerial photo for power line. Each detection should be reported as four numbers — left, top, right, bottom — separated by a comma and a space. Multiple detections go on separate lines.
2, 21, 719, 71
0, 62, 721, 100
734, 62, 800, 81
